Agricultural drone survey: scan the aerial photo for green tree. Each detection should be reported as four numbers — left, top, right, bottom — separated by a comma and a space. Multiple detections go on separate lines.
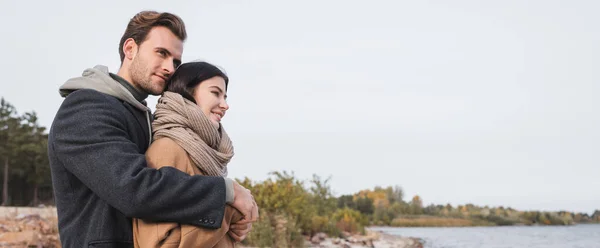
17, 112, 49, 205
0, 98, 22, 206
355, 196, 374, 215
386, 185, 404, 204
337, 195, 356, 209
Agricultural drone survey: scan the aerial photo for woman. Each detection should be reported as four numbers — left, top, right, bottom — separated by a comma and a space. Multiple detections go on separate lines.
133, 61, 246, 248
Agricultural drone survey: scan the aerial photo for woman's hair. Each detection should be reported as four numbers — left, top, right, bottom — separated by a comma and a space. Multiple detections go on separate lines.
165, 61, 229, 104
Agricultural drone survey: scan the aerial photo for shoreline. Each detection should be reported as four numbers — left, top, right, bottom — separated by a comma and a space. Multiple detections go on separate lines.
304, 228, 424, 248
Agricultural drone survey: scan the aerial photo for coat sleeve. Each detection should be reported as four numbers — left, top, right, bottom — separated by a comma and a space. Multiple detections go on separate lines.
50, 89, 225, 228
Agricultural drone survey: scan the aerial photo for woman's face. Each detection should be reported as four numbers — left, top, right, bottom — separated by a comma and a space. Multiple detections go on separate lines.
192, 76, 229, 128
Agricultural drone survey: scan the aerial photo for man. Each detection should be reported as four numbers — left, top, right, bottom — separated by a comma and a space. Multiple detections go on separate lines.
48, 10, 257, 247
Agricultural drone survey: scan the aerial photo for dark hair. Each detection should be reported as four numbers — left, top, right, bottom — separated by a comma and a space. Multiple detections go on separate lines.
165, 61, 229, 103
118, 11, 187, 62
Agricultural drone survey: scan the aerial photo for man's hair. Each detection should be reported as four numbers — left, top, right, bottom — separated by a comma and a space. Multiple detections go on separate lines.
118, 11, 187, 62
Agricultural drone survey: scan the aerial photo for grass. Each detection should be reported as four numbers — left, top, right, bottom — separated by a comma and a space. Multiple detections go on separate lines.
390, 215, 495, 227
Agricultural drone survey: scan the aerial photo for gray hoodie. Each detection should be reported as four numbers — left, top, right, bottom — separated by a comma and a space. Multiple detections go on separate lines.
58, 65, 153, 147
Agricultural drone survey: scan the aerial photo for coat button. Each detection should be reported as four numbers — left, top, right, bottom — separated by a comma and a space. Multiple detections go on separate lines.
209, 220, 215, 224
204, 219, 209, 223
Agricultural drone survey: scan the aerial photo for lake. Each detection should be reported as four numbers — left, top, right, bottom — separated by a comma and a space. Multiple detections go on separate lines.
371, 224, 600, 248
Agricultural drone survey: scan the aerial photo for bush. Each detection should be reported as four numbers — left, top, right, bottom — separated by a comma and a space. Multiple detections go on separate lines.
310, 215, 341, 237
243, 209, 274, 247
484, 214, 518, 226
332, 208, 367, 234
243, 210, 304, 248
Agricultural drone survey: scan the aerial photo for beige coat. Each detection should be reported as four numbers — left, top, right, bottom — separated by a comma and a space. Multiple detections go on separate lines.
133, 137, 243, 248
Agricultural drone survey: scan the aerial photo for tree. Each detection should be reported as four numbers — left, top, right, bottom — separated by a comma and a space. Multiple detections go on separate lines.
0, 100, 52, 206
386, 185, 404, 204
592, 210, 600, 222
409, 195, 423, 215
355, 196, 374, 215
18, 112, 49, 205
0, 98, 21, 206
337, 195, 356, 209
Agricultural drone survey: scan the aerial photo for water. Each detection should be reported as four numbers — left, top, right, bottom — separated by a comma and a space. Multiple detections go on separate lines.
372, 224, 600, 248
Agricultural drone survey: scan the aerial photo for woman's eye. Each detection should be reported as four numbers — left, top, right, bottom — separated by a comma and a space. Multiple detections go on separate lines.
212, 91, 219, 96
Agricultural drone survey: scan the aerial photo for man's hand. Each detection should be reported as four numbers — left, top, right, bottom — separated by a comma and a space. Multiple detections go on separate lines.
229, 181, 259, 224
228, 222, 252, 242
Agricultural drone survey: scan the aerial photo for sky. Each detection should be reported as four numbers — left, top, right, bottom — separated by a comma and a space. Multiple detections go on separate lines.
1, 0, 599, 214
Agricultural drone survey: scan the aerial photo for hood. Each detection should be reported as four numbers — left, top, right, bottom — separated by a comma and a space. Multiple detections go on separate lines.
59, 65, 153, 147
59, 65, 149, 112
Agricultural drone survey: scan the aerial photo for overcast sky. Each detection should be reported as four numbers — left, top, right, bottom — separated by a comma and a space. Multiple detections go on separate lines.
1, 0, 598, 214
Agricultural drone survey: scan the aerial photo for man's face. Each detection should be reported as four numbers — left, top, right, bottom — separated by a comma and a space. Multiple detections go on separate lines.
129, 26, 183, 95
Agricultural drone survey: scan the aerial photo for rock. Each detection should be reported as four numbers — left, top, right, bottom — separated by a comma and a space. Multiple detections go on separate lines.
316, 232, 328, 240
305, 229, 424, 248
0, 211, 62, 248
311, 235, 321, 244
347, 236, 359, 243
332, 238, 341, 244
0, 230, 42, 247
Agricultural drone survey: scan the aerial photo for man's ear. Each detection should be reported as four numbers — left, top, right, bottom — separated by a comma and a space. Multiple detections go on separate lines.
123, 38, 138, 60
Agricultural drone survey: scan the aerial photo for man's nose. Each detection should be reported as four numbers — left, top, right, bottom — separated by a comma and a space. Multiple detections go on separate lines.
162, 60, 175, 75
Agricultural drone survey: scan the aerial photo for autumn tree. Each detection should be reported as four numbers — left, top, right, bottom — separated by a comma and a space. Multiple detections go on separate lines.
409, 195, 423, 215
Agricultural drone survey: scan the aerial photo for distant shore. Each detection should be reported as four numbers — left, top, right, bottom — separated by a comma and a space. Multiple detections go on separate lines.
370, 214, 600, 228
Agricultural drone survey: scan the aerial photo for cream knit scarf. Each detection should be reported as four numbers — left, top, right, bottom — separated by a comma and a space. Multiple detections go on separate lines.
152, 91, 233, 177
